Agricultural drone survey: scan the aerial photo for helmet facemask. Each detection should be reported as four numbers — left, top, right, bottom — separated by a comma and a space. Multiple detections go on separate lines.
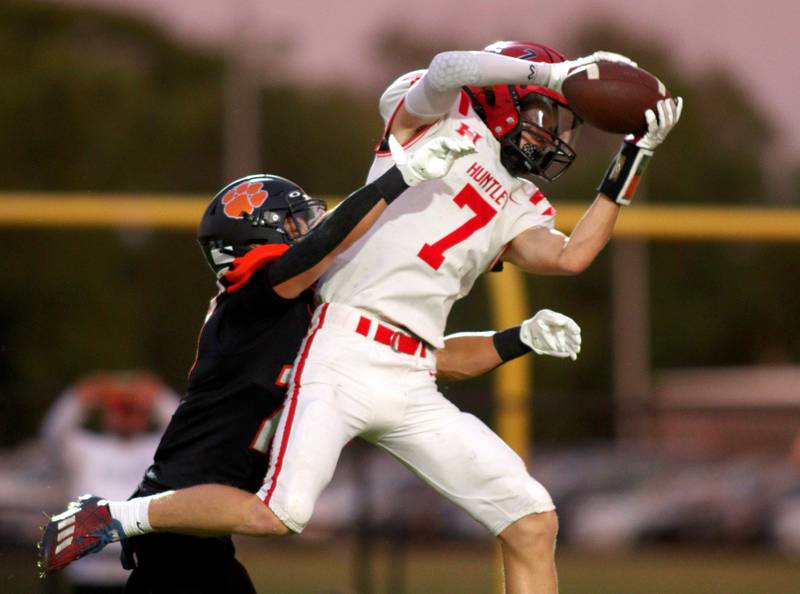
501, 93, 581, 181
272, 191, 327, 241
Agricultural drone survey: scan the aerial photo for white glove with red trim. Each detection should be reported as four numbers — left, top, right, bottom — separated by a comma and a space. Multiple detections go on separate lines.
388, 134, 476, 186
520, 309, 582, 361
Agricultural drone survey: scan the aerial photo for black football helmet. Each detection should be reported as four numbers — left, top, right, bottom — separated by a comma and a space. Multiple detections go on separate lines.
198, 174, 327, 275
466, 41, 582, 181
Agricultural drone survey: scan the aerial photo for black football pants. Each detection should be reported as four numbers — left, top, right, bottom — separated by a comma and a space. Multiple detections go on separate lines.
122, 532, 256, 594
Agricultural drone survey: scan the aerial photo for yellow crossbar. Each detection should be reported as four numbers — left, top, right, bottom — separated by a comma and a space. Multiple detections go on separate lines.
2, 195, 799, 241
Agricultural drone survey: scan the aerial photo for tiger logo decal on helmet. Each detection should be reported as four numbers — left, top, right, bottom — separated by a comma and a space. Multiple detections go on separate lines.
222, 181, 269, 219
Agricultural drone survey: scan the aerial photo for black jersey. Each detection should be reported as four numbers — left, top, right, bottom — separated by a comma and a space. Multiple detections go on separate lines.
141, 264, 313, 494
121, 166, 412, 594
136, 166, 408, 497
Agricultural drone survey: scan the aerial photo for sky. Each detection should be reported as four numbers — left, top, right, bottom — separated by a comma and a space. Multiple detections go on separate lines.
55, 0, 800, 157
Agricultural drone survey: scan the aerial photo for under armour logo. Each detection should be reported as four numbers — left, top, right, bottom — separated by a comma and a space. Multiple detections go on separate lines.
455, 122, 482, 145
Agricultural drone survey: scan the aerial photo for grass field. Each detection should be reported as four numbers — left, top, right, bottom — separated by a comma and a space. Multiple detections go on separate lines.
7, 539, 800, 594
237, 541, 800, 594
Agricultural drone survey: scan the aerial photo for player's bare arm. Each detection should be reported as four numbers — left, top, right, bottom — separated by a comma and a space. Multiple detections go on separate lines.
435, 334, 501, 381
436, 310, 582, 380
390, 48, 636, 142
503, 197, 620, 275
504, 95, 683, 275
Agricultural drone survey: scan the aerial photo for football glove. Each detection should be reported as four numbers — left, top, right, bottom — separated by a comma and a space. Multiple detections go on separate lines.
598, 97, 683, 205
520, 309, 582, 361
389, 135, 476, 186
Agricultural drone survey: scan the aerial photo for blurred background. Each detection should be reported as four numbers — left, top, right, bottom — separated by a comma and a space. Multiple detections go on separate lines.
1, 0, 799, 592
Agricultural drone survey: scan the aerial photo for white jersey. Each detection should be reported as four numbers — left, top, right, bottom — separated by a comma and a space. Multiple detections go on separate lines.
318, 71, 556, 348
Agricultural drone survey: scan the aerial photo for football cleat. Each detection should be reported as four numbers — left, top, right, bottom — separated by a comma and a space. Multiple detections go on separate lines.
37, 494, 125, 577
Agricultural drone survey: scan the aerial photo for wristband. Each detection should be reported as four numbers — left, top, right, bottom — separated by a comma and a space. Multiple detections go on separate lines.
371, 166, 409, 205
597, 140, 653, 206
492, 326, 531, 362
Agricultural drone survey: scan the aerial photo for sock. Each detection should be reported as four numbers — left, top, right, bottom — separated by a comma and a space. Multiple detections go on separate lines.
107, 491, 174, 538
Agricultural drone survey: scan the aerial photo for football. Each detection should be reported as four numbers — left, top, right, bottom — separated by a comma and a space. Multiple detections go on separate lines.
561, 62, 670, 135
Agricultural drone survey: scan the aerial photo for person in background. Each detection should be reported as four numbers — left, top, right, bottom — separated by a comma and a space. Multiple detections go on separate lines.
40, 371, 178, 594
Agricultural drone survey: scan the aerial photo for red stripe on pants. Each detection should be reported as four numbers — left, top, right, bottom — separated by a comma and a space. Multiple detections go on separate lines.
264, 303, 330, 505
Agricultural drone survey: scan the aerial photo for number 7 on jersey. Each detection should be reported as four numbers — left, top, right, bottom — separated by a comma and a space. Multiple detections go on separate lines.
417, 184, 497, 270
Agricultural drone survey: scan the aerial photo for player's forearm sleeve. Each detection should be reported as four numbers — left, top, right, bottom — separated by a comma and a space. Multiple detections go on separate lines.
404, 51, 554, 119
268, 167, 408, 286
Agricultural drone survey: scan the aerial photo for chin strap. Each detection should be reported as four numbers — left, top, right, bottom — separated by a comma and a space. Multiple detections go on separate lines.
223, 244, 290, 293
